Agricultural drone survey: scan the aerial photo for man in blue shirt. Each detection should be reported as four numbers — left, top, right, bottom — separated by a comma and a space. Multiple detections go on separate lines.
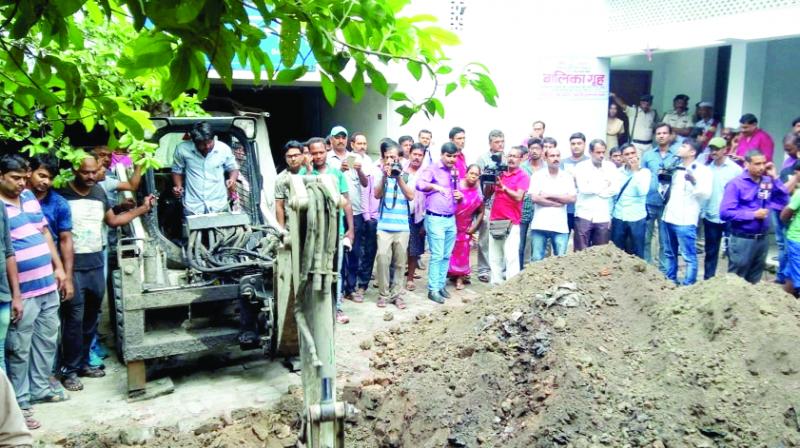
172, 121, 240, 215
610, 144, 651, 259
640, 123, 680, 273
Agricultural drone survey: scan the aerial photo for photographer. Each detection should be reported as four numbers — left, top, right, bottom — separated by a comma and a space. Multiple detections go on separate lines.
374, 140, 415, 309
662, 139, 712, 286
641, 123, 680, 273
484, 146, 530, 285
721, 150, 789, 284
473, 130, 506, 282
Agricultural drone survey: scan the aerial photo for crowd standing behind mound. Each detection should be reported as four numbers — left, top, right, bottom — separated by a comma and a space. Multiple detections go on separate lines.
0, 101, 799, 441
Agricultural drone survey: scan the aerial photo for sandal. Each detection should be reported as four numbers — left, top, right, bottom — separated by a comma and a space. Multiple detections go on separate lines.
25, 416, 41, 430
61, 376, 84, 392
347, 291, 364, 303
405, 280, 416, 291
393, 297, 407, 310
478, 274, 490, 283
376, 297, 387, 308
78, 367, 106, 378
31, 388, 70, 404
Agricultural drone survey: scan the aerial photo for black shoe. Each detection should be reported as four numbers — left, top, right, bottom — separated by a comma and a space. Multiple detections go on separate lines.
439, 288, 451, 299
427, 291, 445, 304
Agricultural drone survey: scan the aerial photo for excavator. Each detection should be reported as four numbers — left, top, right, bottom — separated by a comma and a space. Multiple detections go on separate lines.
110, 116, 355, 447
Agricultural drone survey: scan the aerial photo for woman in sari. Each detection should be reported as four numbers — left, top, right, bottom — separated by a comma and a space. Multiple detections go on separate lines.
448, 165, 485, 289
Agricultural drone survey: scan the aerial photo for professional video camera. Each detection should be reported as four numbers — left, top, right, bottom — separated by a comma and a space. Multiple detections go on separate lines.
480, 152, 508, 185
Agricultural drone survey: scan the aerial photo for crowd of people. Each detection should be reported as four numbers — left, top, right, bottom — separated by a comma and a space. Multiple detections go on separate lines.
1, 102, 799, 434
276, 111, 800, 325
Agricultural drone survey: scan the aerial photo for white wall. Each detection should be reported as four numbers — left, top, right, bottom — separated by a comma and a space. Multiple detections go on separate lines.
389, 0, 609, 163
319, 88, 389, 159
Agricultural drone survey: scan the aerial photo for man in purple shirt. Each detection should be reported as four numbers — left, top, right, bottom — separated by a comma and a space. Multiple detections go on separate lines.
416, 142, 462, 304
720, 149, 789, 283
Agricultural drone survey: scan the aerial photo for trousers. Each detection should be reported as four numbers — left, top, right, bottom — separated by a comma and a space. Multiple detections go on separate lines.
728, 235, 768, 284
376, 231, 409, 298
574, 217, 610, 251
60, 268, 104, 376
489, 224, 521, 284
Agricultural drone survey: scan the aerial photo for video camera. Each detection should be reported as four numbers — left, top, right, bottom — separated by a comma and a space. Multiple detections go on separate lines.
390, 162, 403, 177
480, 152, 508, 185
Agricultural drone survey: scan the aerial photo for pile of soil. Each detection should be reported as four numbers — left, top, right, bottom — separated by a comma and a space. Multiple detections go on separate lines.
346, 245, 800, 447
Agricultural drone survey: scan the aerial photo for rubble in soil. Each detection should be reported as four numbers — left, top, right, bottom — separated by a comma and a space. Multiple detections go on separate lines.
346, 245, 800, 447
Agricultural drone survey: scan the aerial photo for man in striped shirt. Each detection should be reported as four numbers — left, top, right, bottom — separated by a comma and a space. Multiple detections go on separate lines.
0, 154, 67, 427
374, 141, 414, 309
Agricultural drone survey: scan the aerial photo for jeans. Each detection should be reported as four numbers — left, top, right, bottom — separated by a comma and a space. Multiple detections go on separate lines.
702, 219, 727, 280
530, 230, 568, 262
519, 220, 532, 269
610, 217, 647, 259
344, 214, 365, 296
489, 224, 521, 285
476, 213, 491, 276
0, 302, 9, 372
645, 204, 669, 274
6, 291, 60, 404
728, 235, 768, 284
424, 215, 456, 292
60, 269, 105, 376
773, 210, 787, 283
356, 218, 378, 290
573, 217, 610, 251
664, 223, 698, 285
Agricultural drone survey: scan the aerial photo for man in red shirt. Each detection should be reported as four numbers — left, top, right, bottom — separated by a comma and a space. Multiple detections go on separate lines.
485, 146, 530, 284
733, 113, 774, 163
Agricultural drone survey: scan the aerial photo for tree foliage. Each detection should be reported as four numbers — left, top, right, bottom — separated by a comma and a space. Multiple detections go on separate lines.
0, 0, 498, 172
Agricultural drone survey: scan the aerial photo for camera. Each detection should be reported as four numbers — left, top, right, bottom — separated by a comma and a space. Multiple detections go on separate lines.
480, 152, 508, 185
390, 162, 403, 177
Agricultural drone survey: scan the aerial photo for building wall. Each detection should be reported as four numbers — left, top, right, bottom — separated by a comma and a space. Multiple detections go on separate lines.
761, 37, 800, 162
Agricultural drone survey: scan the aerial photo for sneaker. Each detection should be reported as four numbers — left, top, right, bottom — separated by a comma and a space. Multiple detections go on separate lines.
335, 310, 350, 324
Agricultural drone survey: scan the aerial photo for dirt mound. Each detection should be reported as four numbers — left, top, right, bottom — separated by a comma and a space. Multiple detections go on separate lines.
346, 245, 800, 447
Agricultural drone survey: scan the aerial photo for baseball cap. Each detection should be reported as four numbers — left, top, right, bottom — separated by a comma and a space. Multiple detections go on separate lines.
330, 125, 348, 137
708, 137, 726, 149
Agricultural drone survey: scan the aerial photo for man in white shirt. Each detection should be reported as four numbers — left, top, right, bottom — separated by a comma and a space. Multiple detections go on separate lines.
343, 131, 371, 302
528, 147, 577, 261
610, 144, 652, 258
662, 139, 712, 285
611, 93, 657, 154
573, 139, 621, 250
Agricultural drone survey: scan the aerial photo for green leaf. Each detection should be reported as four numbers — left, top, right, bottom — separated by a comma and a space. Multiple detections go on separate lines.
422, 27, 460, 46
279, 18, 301, 68
351, 69, 365, 102
406, 61, 422, 81
430, 98, 445, 117
366, 65, 389, 95
436, 66, 453, 75
54, 0, 85, 17
275, 66, 308, 83
332, 73, 353, 98
320, 72, 336, 107
161, 48, 191, 102
394, 105, 415, 125
175, 0, 207, 24
120, 32, 174, 71
390, 92, 409, 102
445, 82, 457, 96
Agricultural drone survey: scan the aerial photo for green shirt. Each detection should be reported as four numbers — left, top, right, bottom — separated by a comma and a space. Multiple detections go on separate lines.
300, 164, 348, 235
786, 189, 800, 242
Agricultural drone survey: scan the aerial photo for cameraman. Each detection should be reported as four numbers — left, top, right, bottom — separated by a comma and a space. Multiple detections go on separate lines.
641, 123, 680, 273
374, 141, 415, 309
662, 139, 712, 285
484, 146, 530, 285
474, 130, 506, 282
